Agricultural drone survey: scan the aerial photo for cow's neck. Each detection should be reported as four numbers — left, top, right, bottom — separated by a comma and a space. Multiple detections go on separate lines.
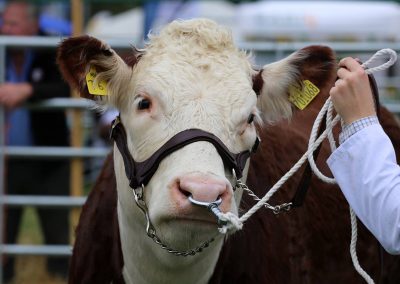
113, 143, 249, 284
117, 200, 224, 284
114, 149, 224, 284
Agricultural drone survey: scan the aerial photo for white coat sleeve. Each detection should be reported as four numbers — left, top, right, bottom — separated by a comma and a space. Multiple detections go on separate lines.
327, 123, 400, 254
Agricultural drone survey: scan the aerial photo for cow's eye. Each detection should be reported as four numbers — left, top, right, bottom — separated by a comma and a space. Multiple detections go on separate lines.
138, 98, 151, 110
247, 113, 255, 124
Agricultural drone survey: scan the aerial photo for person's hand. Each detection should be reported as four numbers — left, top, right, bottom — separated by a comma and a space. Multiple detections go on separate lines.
0, 83, 33, 109
329, 57, 376, 126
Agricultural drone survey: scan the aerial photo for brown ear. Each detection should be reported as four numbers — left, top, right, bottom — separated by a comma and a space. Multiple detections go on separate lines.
57, 35, 111, 100
253, 45, 337, 123
57, 35, 141, 104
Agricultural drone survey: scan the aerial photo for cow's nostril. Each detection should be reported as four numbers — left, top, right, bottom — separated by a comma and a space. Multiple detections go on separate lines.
177, 180, 191, 198
178, 174, 229, 204
179, 187, 191, 198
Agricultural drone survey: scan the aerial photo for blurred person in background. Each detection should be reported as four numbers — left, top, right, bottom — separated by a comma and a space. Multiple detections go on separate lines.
0, 1, 70, 282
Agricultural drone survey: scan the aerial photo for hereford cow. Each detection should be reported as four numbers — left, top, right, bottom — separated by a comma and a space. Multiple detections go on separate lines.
57, 19, 400, 283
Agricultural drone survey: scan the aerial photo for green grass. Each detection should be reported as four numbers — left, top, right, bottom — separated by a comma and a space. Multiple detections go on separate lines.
8, 207, 67, 284
17, 207, 43, 244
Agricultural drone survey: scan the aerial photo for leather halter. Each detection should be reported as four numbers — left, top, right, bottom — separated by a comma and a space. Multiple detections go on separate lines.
110, 116, 260, 189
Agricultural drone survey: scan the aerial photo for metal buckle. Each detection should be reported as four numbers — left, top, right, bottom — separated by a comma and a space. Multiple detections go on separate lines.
271, 202, 292, 215
109, 115, 121, 139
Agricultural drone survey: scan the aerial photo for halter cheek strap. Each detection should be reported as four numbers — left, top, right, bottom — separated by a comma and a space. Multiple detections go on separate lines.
110, 116, 260, 189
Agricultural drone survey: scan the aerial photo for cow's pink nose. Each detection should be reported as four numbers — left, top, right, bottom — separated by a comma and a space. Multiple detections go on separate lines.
178, 173, 230, 204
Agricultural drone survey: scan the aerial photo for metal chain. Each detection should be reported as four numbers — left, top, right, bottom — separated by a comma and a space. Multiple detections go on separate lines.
132, 186, 217, 257
132, 174, 293, 257
147, 225, 216, 257
236, 179, 292, 215
233, 169, 292, 215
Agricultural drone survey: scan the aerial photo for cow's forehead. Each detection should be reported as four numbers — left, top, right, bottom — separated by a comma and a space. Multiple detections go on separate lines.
136, 53, 253, 95
144, 18, 245, 59
132, 19, 255, 109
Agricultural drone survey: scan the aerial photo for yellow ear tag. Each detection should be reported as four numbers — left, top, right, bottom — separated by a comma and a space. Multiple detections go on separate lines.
289, 80, 320, 110
85, 66, 108, 96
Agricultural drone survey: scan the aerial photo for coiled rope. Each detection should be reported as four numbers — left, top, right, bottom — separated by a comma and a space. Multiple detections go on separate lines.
219, 48, 397, 284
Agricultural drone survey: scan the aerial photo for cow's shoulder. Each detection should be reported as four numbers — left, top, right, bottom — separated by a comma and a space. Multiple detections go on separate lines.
69, 153, 124, 284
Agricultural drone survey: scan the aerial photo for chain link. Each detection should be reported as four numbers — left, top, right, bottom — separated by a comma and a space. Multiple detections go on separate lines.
235, 179, 292, 215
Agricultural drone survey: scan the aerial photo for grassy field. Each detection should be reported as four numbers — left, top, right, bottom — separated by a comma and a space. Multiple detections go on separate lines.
6, 207, 68, 284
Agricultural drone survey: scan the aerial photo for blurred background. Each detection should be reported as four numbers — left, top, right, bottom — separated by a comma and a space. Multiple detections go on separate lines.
1, 0, 400, 283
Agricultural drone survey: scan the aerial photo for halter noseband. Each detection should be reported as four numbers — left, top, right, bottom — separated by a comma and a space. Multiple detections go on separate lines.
110, 115, 260, 190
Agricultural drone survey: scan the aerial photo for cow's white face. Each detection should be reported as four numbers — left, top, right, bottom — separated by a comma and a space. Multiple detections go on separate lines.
115, 21, 259, 250
57, 18, 335, 284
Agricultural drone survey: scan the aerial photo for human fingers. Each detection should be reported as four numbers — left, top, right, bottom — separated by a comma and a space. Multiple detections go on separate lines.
339, 57, 364, 72
337, 66, 351, 80
329, 84, 346, 116
331, 77, 350, 95
1, 94, 19, 109
329, 85, 339, 97
0, 95, 10, 107
0, 89, 6, 105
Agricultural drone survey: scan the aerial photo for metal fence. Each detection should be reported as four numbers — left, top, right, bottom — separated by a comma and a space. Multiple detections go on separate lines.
1, 36, 400, 283
0, 36, 133, 283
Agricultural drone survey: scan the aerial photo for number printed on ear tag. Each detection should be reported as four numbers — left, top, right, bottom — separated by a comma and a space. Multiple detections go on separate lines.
86, 66, 108, 96
289, 80, 320, 110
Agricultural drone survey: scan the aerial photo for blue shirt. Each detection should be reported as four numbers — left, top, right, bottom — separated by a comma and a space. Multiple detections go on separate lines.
6, 51, 34, 146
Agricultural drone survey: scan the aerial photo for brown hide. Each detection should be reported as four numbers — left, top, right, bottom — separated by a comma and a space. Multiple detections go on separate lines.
69, 92, 400, 284
68, 154, 124, 284
210, 94, 400, 283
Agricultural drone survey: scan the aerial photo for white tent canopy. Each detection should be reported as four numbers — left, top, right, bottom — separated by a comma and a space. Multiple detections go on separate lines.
86, 0, 400, 43
236, 1, 400, 42
85, 1, 236, 43
85, 8, 144, 42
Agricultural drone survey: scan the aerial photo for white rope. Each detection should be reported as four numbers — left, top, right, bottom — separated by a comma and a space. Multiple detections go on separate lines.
218, 114, 340, 233
349, 207, 375, 284
361, 48, 397, 72
326, 98, 337, 151
218, 48, 397, 283
307, 98, 337, 184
